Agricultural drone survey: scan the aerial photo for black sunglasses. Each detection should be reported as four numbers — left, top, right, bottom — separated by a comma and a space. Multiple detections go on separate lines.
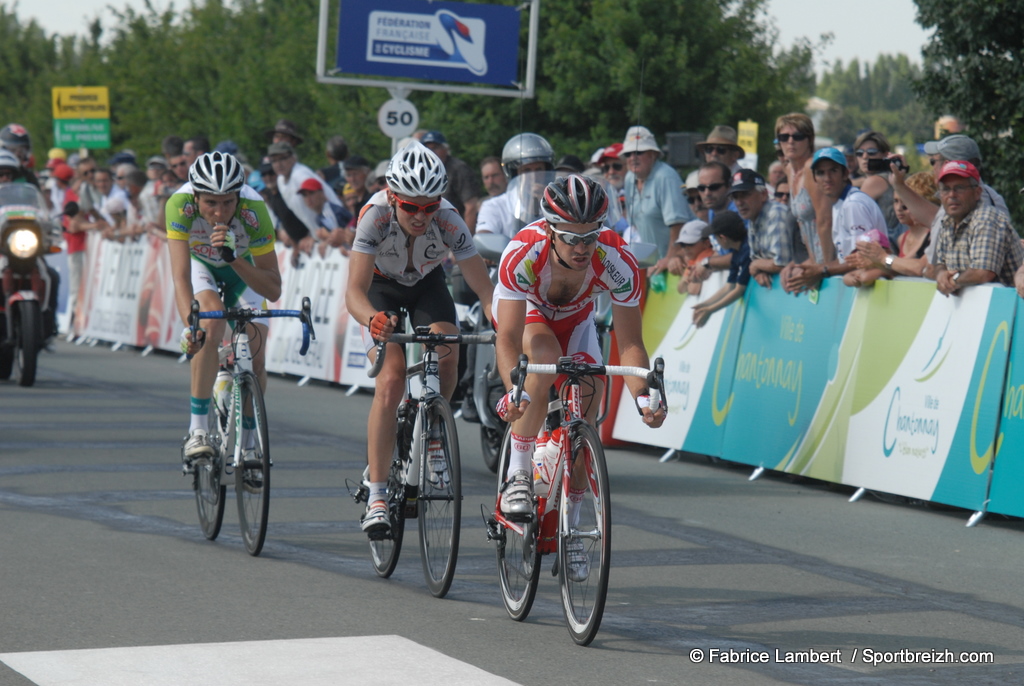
601, 162, 624, 172
697, 183, 725, 193
702, 145, 734, 155
775, 132, 809, 143
774, 191, 790, 200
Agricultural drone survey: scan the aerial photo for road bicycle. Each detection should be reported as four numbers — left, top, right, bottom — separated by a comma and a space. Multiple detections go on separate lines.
352, 324, 494, 597
185, 297, 315, 556
485, 354, 666, 645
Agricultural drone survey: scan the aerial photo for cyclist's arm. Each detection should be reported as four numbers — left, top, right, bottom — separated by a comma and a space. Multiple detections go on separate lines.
345, 249, 381, 333
495, 297, 527, 392
458, 253, 494, 323
168, 237, 195, 327
226, 249, 282, 303
612, 303, 666, 427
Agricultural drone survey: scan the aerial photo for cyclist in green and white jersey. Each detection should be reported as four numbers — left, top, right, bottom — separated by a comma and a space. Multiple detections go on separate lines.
167, 152, 282, 463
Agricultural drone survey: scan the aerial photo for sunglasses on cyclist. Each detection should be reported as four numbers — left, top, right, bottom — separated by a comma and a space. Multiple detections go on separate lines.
550, 226, 602, 246
697, 182, 725, 193
855, 148, 881, 157
394, 197, 442, 215
601, 162, 624, 172
774, 132, 809, 143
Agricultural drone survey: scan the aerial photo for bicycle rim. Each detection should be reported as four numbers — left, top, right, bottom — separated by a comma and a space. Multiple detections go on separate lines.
370, 431, 407, 578
559, 422, 611, 646
235, 372, 271, 556
495, 427, 541, 620
418, 398, 462, 598
193, 404, 227, 540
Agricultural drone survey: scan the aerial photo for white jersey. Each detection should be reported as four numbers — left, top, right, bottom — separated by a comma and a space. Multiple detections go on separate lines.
350, 191, 478, 287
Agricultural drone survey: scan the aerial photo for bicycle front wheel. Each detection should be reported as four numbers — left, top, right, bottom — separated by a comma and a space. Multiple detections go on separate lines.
370, 428, 409, 578
235, 371, 271, 556
559, 422, 611, 646
418, 398, 462, 598
495, 427, 541, 621
193, 404, 226, 540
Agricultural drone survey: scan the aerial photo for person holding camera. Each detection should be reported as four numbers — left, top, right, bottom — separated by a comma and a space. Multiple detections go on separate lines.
851, 131, 902, 247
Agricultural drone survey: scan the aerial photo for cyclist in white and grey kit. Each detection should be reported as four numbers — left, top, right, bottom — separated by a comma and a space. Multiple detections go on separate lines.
345, 141, 494, 535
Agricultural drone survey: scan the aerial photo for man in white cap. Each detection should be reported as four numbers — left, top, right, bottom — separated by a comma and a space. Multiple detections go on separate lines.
674, 219, 714, 295
621, 125, 693, 274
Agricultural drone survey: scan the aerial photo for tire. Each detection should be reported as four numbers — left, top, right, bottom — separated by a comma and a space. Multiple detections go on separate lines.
480, 425, 502, 474
0, 312, 12, 380
235, 371, 271, 556
193, 401, 226, 541
418, 398, 462, 598
369, 418, 408, 579
15, 300, 41, 387
559, 422, 611, 646
495, 426, 541, 621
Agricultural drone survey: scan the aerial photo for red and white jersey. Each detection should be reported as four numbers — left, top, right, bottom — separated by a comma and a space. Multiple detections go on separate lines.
496, 220, 643, 321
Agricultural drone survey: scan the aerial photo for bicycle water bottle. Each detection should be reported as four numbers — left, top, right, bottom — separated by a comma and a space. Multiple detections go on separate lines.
533, 427, 561, 485
214, 369, 233, 415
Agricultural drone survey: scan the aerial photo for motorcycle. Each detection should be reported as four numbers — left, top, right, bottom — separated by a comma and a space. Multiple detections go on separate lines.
0, 183, 62, 386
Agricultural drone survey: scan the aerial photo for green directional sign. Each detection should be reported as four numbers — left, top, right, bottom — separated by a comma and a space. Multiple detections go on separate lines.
52, 87, 111, 149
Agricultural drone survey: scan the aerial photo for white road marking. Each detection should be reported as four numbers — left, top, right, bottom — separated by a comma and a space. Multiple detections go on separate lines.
1, 635, 521, 686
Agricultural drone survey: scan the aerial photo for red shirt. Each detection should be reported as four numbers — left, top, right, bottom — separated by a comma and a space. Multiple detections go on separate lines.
62, 188, 86, 254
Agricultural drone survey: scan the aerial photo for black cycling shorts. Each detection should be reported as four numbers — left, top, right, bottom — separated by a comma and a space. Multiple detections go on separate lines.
367, 265, 457, 331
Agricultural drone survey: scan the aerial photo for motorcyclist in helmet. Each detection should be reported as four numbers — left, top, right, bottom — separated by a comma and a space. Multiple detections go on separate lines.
0, 124, 40, 189
475, 133, 555, 239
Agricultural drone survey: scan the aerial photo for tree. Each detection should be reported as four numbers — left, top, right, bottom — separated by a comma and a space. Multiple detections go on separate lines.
915, 0, 1024, 229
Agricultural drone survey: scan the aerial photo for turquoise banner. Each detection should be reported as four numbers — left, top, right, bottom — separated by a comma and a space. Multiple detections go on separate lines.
986, 300, 1024, 518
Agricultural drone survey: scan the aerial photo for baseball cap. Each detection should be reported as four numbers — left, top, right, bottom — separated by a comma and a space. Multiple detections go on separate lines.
146, 155, 169, 169
420, 130, 447, 146
937, 160, 981, 184
923, 134, 981, 163
684, 170, 701, 191
48, 147, 67, 161
298, 177, 324, 193
51, 163, 74, 182
811, 147, 848, 170
676, 219, 709, 245
728, 169, 766, 194
343, 155, 370, 171
598, 143, 623, 163
372, 159, 390, 183
267, 141, 294, 157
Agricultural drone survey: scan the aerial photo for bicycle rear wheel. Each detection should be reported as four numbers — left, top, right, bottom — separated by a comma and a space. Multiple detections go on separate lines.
193, 404, 226, 540
495, 427, 541, 621
418, 398, 462, 598
235, 371, 271, 556
369, 425, 408, 578
559, 422, 611, 646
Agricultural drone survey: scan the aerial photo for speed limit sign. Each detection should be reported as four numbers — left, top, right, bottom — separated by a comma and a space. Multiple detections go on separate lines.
377, 99, 419, 139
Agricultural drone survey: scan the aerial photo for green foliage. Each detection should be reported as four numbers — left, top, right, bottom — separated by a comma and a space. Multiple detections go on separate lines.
816, 55, 934, 150
914, 0, 1024, 231
5, 0, 811, 175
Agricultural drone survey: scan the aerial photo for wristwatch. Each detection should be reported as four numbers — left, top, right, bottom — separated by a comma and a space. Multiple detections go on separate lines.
952, 271, 961, 283
884, 254, 896, 268
700, 257, 710, 268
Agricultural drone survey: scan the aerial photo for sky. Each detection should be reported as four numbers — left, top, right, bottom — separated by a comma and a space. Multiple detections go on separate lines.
30, 0, 932, 74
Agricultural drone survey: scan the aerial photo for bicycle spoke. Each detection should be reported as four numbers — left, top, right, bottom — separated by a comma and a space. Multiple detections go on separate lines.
418, 399, 461, 598
235, 372, 270, 556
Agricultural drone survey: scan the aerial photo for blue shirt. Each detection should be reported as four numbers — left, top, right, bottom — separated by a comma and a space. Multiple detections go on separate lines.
728, 240, 751, 287
624, 160, 694, 258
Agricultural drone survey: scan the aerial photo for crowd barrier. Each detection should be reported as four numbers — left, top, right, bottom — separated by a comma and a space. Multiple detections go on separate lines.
63, 233, 1024, 524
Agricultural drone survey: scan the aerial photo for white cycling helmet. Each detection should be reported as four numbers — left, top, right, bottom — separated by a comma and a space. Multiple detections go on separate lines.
385, 141, 448, 198
189, 151, 245, 195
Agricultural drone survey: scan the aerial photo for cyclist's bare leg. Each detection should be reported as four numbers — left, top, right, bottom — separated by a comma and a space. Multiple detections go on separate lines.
509, 321, 561, 440
431, 321, 461, 400
367, 341, 406, 482
246, 321, 270, 392
190, 289, 226, 400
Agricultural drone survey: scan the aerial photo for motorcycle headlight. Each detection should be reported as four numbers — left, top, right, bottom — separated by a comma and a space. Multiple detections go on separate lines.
7, 228, 39, 259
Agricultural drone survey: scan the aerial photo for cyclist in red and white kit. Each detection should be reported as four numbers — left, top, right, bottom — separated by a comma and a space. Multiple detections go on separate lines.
493, 174, 666, 523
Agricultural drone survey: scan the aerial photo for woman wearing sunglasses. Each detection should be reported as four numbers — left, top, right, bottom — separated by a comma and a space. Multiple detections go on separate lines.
851, 130, 901, 246
774, 113, 835, 293
346, 141, 494, 535
491, 174, 665, 518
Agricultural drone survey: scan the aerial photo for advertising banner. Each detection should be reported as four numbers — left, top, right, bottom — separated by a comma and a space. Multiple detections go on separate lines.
52, 87, 111, 149
612, 271, 738, 455
335, 0, 521, 87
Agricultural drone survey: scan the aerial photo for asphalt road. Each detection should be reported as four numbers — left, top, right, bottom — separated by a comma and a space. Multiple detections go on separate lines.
1, 340, 1023, 685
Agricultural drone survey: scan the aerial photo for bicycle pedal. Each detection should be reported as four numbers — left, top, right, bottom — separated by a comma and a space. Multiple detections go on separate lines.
366, 528, 391, 541
346, 478, 368, 503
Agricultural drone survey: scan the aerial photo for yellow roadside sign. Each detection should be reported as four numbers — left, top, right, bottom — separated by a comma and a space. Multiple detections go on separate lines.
737, 120, 758, 156
52, 87, 110, 119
